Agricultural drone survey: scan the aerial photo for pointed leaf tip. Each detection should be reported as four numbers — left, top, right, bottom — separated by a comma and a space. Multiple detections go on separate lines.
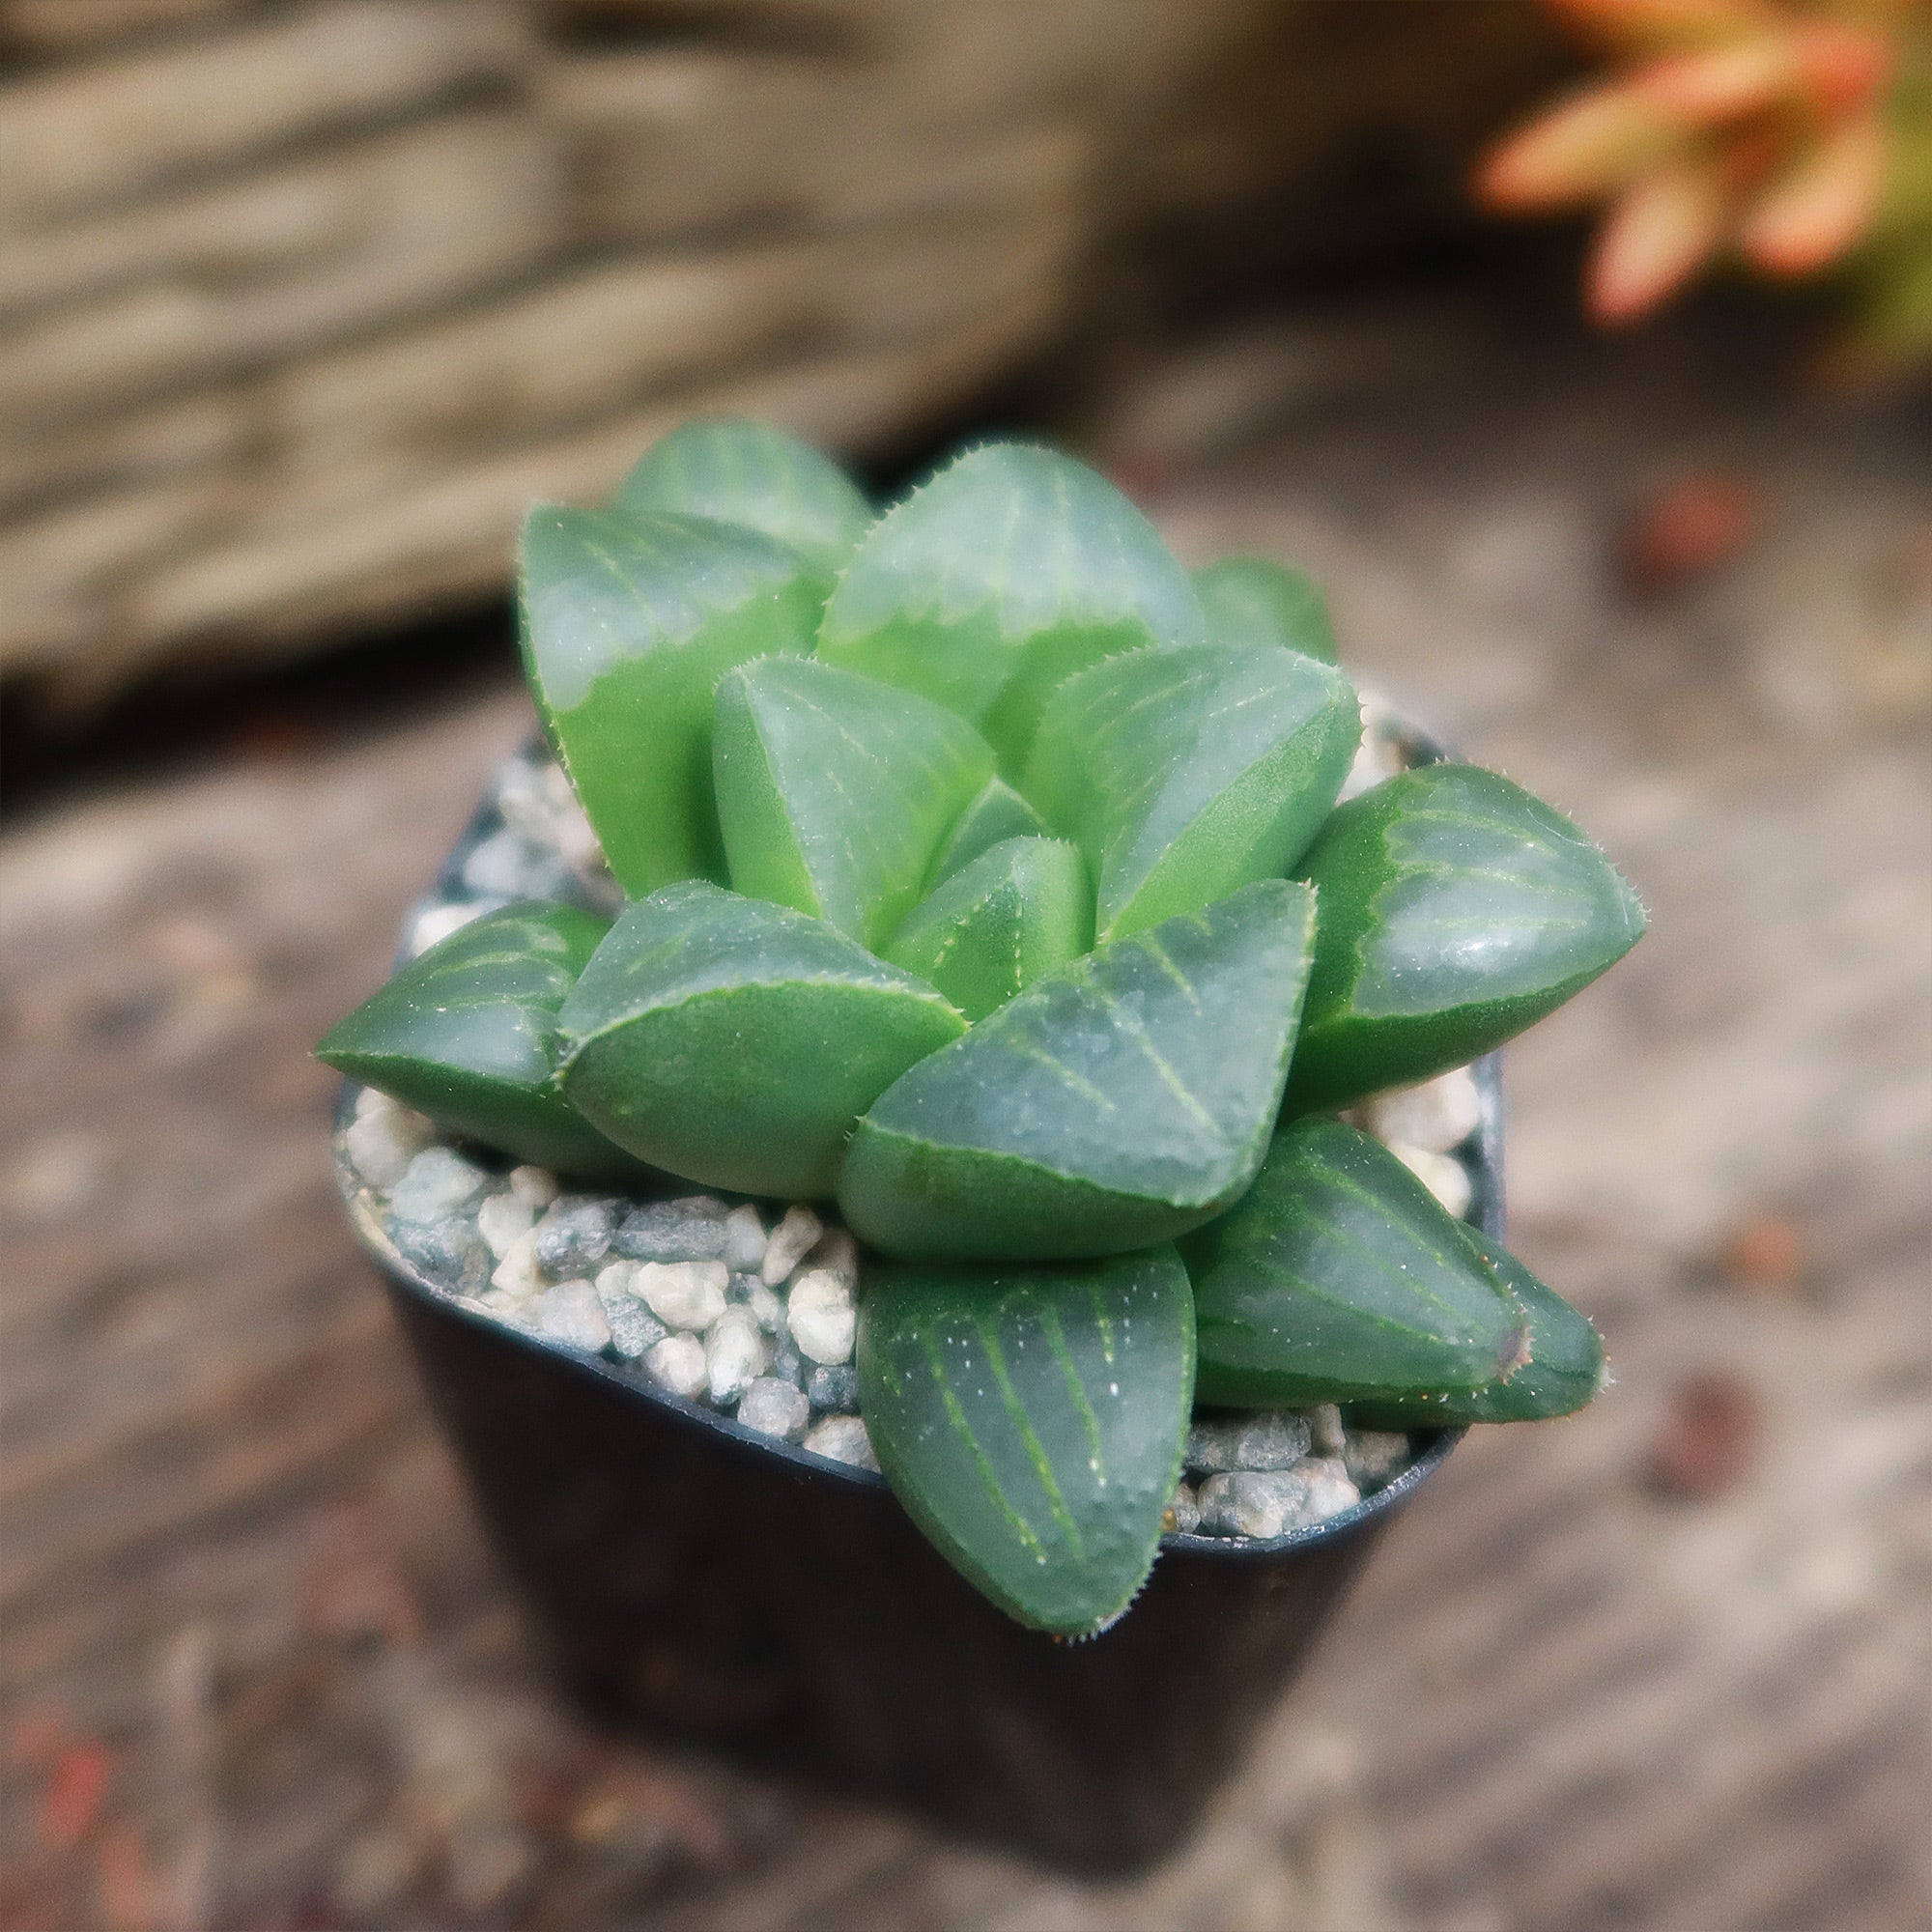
858, 1246, 1195, 1634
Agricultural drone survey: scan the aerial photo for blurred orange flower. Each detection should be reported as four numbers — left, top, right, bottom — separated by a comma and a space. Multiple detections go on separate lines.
1478, 0, 1915, 323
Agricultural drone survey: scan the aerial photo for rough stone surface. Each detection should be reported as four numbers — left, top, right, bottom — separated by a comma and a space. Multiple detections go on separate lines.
633, 1260, 727, 1330
1301, 1456, 1362, 1520
736, 1378, 810, 1442
508, 1165, 559, 1209
490, 1232, 544, 1299
1234, 1413, 1314, 1471
642, 1333, 707, 1399
1196, 1469, 1317, 1539
807, 1364, 859, 1413
615, 1199, 728, 1263
1184, 1419, 1245, 1472
786, 1269, 855, 1365
530, 1280, 611, 1351
343, 1096, 429, 1187
1169, 1480, 1202, 1534
1342, 1430, 1413, 1490
594, 1264, 668, 1362
802, 1415, 878, 1470
706, 1310, 769, 1405
475, 1191, 534, 1260
389, 1148, 490, 1223
389, 1216, 490, 1295
761, 1204, 823, 1285
530, 1197, 613, 1277
723, 1205, 767, 1274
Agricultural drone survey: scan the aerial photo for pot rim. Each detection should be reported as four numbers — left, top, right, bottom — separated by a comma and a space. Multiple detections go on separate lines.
331, 702, 1496, 1562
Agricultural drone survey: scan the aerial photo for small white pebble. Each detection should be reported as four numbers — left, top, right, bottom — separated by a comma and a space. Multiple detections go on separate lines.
803, 1414, 877, 1469
706, 1309, 769, 1403
737, 1378, 810, 1441
723, 1204, 767, 1274
633, 1260, 727, 1329
1301, 1456, 1362, 1521
491, 1231, 545, 1299
644, 1333, 708, 1398
531, 1280, 611, 1351
761, 1204, 823, 1286
1309, 1405, 1346, 1456
1389, 1141, 1473, 1220
594, 1259, 637, 1298
508, 1165, 559, 1209
476, 1192, 536, 1260
741, 1279, 786, 1330
342, 1099, 430, 1188
1360, 1068, 1483, 1153
785, 1269, 855, 1364
390, 1148, 490, 1222
408, 899, 493, 956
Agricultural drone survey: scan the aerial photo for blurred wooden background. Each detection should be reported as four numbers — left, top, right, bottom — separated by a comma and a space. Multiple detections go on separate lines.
0, 0, 1562, 708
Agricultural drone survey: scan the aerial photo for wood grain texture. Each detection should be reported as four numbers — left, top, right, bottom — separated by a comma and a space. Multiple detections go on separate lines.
1, 319, 1926, 1930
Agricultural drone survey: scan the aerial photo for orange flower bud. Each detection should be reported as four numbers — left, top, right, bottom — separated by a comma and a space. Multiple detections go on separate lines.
1477, 83, 1685, 210
1588, 157, 1732, 320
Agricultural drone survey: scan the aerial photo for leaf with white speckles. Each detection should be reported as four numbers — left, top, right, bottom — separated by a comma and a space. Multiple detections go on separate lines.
857, 1245, 1194, 1635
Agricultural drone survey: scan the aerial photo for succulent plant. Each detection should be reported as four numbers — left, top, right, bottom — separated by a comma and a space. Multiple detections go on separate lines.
321, 418, 1646, 1636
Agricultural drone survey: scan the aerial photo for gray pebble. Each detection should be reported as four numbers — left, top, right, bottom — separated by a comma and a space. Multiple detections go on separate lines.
1196, 1469, 1315, 1540
594, 1264, 668, 1361
615, 1199, 728, 1263
1168, 1480, 1201, 1535
390, 1215, 491, 1295
1183, 1419, 1244, 1473
1342, 1429, 1413, 1491
531, 1197, 613, 1277
808, 1364, 860, 1413
737, 1378, 810, 1441
725, 1273, 785, 1329
765, 1340, 804, 1387
389, 1148, 491, 1223
461, 828, 572, 901
1234, 1413, 1313, 1471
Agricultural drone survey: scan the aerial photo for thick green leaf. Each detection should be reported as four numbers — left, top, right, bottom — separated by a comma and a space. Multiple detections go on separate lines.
1287, 764, 1647, 1111
519, 504, 824, 896
1192, 557, 1337, 663
613, 417, 871, 574
839, 879, 1316, 1260
317, 902, 639, 1178
713, 656, 995, 949
1184, 1118, 1528, 1406
883, 837, 1092, 1021
814, 442, 1203, 770
1024, 642, 1359, 940
556, 882, 965, 1196
925, 776, 1051, 888
1345, 1240, 1605, 1426
858, 1245, 1195, 1634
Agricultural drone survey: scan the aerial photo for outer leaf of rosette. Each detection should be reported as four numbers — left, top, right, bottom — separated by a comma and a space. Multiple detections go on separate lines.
814, 442, 1204, 771
1192, 557, 1338, 663
519, 504, 825, 897
712, 656, 995, 951
925, 776, 1051, 889
857, 1245, 1195, 1635
613, 417, 872, 575
1183, 1118, 1529, 1407
1286, 763, 1648, 1112
838, 878, 1316, 1261
317, 901, 642, 1179
1344, 1239, 1605, 1427
555, 881, 966, 1197
882, 836, 1092, 1021
1024, 641, 1359, 941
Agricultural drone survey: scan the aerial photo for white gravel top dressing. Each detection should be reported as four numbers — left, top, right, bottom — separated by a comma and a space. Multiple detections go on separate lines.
335, 724, 1489, 1538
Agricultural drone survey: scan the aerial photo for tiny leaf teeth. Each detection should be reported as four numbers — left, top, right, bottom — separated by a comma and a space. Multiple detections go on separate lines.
323, 421, 1645, 1633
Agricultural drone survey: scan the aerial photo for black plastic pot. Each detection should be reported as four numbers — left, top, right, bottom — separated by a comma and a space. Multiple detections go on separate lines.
337, 736, 1504, 1875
